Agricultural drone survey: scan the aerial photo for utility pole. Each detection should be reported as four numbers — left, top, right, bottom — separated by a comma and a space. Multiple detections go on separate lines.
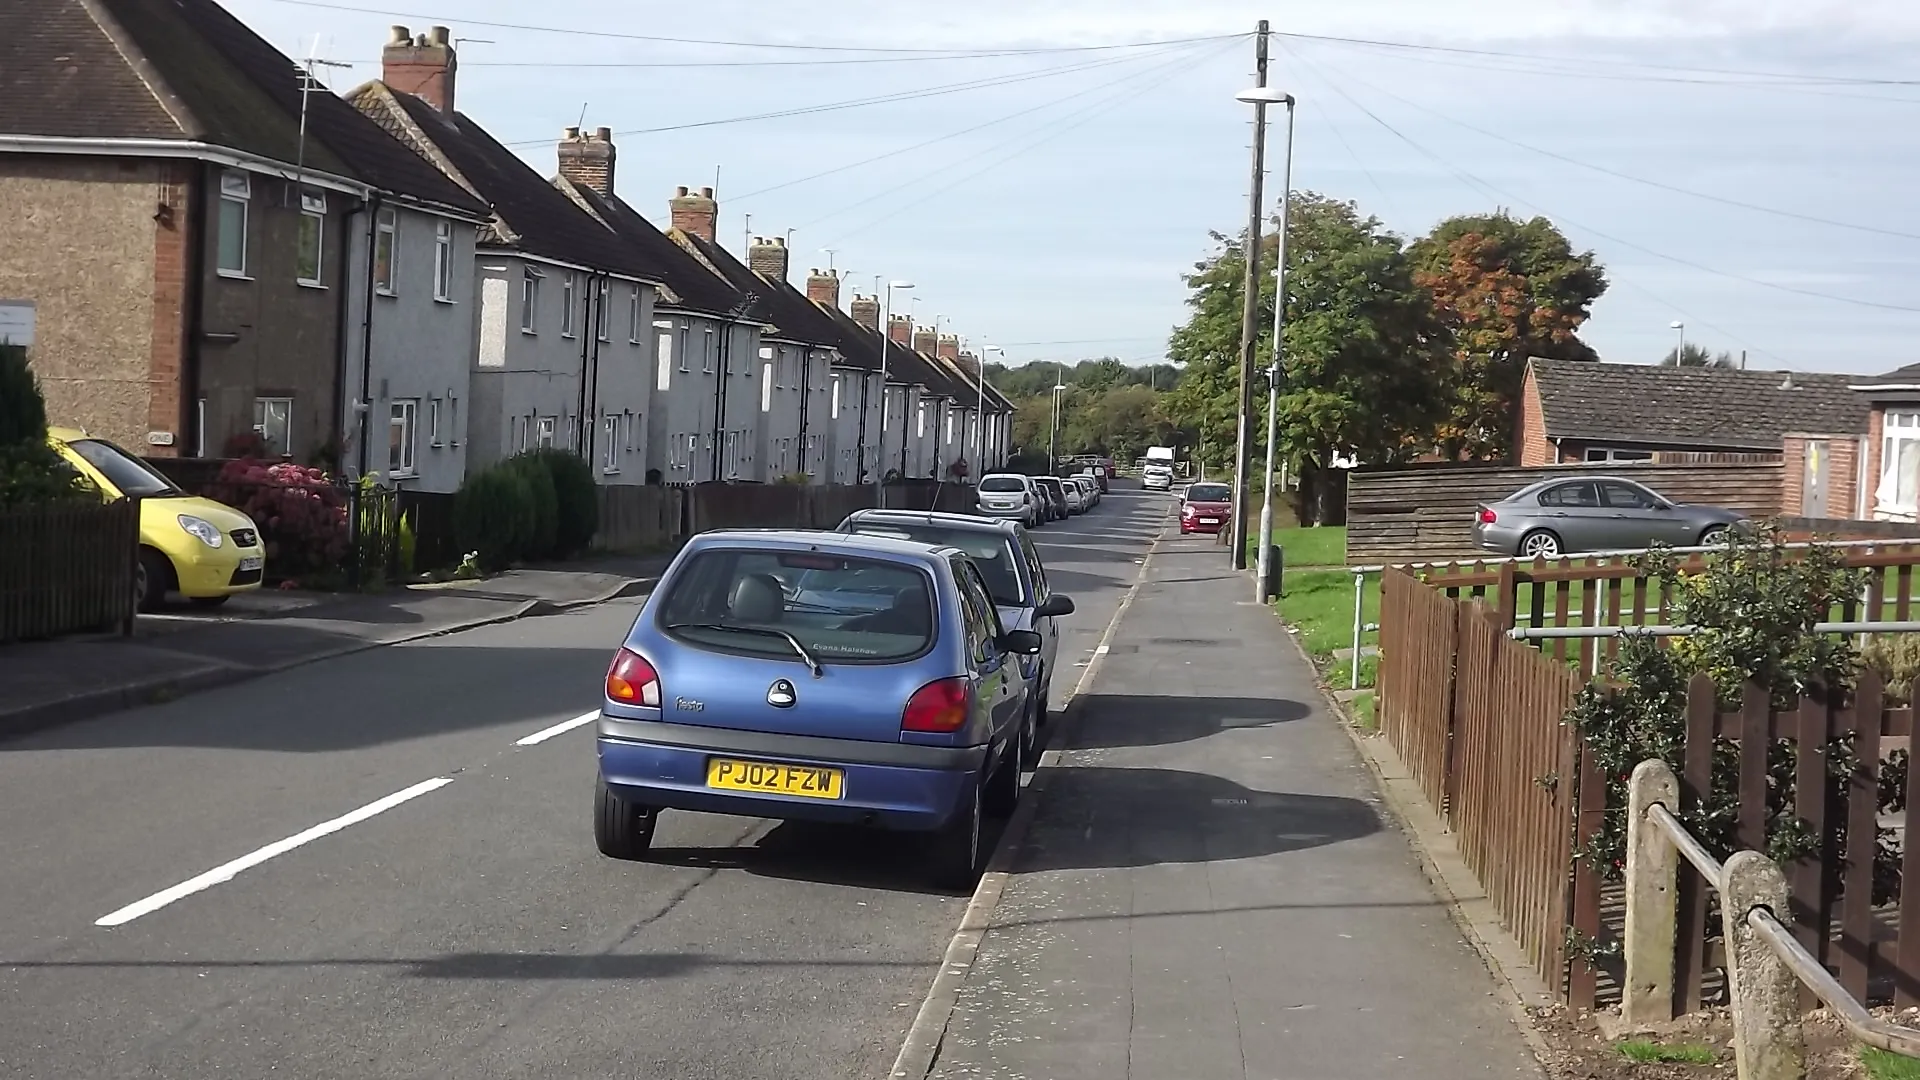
1229, 20, 1271, 571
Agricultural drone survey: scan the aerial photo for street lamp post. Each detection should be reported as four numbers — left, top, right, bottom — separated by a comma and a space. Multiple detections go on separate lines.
875, 279, 915, 508
978, 345, 1003, 476
1242, 87, 1297, 604
1048, 363, 1065, 470
1671, 320, 1686, 364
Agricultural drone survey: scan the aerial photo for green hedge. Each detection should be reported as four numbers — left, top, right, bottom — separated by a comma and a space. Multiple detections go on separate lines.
453, 449, 602, 571
454, 464, 536, 571
526, 447, 599, 557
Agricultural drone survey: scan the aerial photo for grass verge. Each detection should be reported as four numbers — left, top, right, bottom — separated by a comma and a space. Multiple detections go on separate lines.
1613, 1039, 1716, 1065
1864, 1047, 1920, 1080
1246, 524, 1347, 570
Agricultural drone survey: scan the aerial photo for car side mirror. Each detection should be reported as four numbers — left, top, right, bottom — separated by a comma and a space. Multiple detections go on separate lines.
1035, 594, 1075, 618
1000, 629, 1044, 655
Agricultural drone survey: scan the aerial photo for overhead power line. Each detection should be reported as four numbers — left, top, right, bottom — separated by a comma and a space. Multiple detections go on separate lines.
258, 0, 1244, 55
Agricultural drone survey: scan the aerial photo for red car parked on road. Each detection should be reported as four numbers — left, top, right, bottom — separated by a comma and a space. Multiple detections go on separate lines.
1179, 482, 1233, 535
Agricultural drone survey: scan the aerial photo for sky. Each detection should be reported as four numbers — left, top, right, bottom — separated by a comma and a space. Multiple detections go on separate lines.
222, 0, 1920, 375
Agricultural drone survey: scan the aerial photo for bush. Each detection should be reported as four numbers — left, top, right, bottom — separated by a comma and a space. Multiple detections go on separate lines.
525, 447, 598, 556
0, 344, 48, 446
0, 344, 91, 506
504, 454, 559, 560
454, 464, 536, 572
207, 459, 349, 579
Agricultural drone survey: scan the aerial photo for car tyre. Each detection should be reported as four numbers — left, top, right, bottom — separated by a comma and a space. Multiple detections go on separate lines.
1033, 674, 1051, 729
135, 548, 172, 612
594, 777, 657, 861
1699, 526, 1731, 548
984, 721, 1023, 818
1518, 529, 1562, 560
931, 774, 986, 891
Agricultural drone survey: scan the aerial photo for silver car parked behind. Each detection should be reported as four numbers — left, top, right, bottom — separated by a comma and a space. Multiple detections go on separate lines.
1471, 476, 1749, 559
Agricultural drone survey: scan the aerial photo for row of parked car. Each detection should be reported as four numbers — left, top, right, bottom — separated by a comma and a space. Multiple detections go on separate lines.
595, 494, 1108, 890
972, 469, 1105, 528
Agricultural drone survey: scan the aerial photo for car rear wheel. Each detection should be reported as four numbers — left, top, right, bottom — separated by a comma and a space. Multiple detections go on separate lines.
1699, 526, 1731, 547
930, 775, 985, 891
594, 777, 657, 861
1518, 530, 1562, 560
984, 722, 1023, 818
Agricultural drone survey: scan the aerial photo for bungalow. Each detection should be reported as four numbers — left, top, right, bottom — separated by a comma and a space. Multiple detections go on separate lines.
350, 28, 664, 484
1848, 364, 1920, 523
0, 0, 488, 487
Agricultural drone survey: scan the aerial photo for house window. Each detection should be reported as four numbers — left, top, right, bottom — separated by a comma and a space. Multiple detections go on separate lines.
217, 171, 250, 276
655, 324, 674, 391
1879, 411, 1920, 518
521, 267, 542, 333
427, 397, 443, 447
252, 396, 292, 455
596, 279, 611, 341
602, 414, 620, 473
374, 207, 398, 294
831, 375, 841, 419
628, 287, 643, 343
536, 416, 556, 448
296, 190, 325, 286
389, 399, 418, 476
1585, 447, 1655, 462
561, 274, 578, 338
702, 327, 714, 372
916, 401, 926, 439
433, 219, 454, 301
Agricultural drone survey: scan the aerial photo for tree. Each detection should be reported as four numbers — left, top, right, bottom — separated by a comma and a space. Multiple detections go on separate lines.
1409, 212, 1608, 461
1166, 193, 1454, 524
0, 344, 89, 506
1662, 343, 1737, 369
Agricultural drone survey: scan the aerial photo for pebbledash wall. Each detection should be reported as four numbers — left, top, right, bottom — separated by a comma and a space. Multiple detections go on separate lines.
0, 155, 192, 451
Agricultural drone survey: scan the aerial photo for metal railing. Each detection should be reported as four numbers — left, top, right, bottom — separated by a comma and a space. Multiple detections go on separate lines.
1624, 760, 1920, 1075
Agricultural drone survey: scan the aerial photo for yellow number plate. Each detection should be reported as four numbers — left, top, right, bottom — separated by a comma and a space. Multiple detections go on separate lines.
706, 758, 845, 800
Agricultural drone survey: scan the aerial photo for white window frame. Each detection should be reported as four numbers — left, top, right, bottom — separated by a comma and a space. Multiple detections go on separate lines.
253, 396, 293, 456
1584, 447, 1655, 462
601, 413, 621, 474
427, 397, 443, 447
374, 207, 399, 295
561, 273, 578, 338
433, 219, 455, 302
594, 278, 611, 341
389, 399, 418, 477
521, 267, 542, 334
296, 190, 326, 287
702, 326, 714, 373
1878, 411, 1920, 520
217, 171, 250, 278
536, 416, 556, 448
830, 375, 841, 419
629, 287, 643, 343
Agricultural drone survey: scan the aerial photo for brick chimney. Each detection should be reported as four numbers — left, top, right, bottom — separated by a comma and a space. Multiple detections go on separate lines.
890, 315, 914, 348
958, 350, 982, 377
382, 25, 457, 113
911, 325, 937, 354
936, 334, 960, 361
669, 185, 717, 243
747, 236, 790, 282
805, 268, 840, 309
850, 293, 879, 331
557, 126, 615, 196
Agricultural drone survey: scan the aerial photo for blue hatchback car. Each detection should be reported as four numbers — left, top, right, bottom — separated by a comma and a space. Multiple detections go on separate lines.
594, 529, 1042, 888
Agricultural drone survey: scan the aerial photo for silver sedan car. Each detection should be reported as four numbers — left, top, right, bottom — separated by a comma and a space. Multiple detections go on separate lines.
1471, 476, 1749, 559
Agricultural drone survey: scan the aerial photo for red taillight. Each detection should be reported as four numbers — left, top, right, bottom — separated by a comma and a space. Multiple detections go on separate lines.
606, 648, 661, 707
902, 677, 971, 733
1477, 507, 1497, 524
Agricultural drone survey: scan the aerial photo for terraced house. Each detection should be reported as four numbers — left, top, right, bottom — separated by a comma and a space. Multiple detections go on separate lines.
0, 0, 489, 490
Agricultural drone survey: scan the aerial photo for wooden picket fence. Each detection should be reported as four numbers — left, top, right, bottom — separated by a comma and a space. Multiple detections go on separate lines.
0, 498, 136, 643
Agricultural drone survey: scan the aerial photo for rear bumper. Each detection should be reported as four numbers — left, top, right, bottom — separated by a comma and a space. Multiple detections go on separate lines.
1471, 522, 1523, 555
596, 717, 985, 831
976, 503, 1027, 520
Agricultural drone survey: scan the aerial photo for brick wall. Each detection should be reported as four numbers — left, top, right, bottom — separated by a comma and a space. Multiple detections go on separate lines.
1781, 432, 1861, 519
1781, 435, 1806, 516
1516, 366, 1554, 466
148, 162, 194, 454
1865, 407, 1886, 516
0, 156, 168, 449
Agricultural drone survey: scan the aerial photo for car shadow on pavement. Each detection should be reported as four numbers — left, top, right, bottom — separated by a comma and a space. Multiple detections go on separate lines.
1043, 567, 1129, 595
1067, 693, 1311, 748
1013, 766, 1380, 873
647, 816, 1003, 897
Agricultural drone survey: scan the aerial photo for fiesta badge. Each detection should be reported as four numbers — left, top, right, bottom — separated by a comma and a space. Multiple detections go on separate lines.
767, 679, 797, 708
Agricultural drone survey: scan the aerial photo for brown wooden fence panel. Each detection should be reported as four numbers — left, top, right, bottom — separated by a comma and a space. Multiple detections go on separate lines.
0, 498, 137, 643
1378, 568, 1459, 808
1445, 602, 1584, 995
1346, 461, 1785, 563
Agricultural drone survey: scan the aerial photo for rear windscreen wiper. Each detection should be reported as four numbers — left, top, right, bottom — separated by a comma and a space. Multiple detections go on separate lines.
666, 623, 824, 679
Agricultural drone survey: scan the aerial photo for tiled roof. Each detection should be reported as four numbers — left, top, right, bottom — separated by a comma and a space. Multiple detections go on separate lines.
1, 0, 483, 214
1850, 362, 1920, 392
1530, 358, 1871, 448
672, 231, 841, 346
370, 89, 661, 281
557, 183, 746, 318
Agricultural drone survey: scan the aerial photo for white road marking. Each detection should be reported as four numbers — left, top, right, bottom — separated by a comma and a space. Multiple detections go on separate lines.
95, 777, 456, 927
515, 709, 600, 747
1095, 645, 1110, 656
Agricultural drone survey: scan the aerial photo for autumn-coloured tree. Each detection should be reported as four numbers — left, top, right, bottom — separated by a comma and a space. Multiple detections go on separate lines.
1410, 213, 1608, 460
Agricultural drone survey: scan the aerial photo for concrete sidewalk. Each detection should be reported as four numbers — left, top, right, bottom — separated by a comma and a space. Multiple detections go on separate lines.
0, 553, 669, 738
927, 539, 1540, 1079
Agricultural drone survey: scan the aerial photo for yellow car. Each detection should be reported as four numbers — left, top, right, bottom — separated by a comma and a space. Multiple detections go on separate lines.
49, 427, 267, 611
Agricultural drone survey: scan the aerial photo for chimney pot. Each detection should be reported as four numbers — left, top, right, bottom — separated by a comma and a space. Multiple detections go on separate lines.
594, 126, 612, 141
564, 125, 580, 139
414, 33, 427, 46
675, 185, 688, 197
428, 25, 450, 45
700, 186, 714, 198
388, 24, 410, 44
383, 21, 459, 113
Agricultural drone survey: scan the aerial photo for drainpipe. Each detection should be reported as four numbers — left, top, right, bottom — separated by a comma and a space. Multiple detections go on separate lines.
797, 347, 813, 478
181, 166, 208, 456
580, 273, 605, 469
330, 195, 362, 479
854, 368, 870, 484
576, 274, 595, 461
354, 193, 380, 481
710, 324, 730, 481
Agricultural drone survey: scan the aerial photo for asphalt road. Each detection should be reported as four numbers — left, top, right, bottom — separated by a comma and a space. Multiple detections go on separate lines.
0, 483, 1168, 1080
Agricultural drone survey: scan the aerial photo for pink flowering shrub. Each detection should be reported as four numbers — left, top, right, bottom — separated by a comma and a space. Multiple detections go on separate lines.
208, 459, 349, 578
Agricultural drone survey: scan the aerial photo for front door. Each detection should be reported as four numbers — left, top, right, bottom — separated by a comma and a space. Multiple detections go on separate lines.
1802, 440, 1830, 519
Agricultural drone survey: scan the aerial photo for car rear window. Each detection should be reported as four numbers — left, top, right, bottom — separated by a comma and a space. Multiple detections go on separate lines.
1187, 483, 1230, 501
656, 548, 934, 663
846, 525, 1026, 606
980, 476, 1026, 493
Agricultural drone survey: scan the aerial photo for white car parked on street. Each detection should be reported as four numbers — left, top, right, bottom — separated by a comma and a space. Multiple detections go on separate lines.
976, 473, 1044, 528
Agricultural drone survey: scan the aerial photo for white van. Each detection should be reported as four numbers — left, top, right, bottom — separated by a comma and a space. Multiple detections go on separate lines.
1143, 446, 1174, 491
